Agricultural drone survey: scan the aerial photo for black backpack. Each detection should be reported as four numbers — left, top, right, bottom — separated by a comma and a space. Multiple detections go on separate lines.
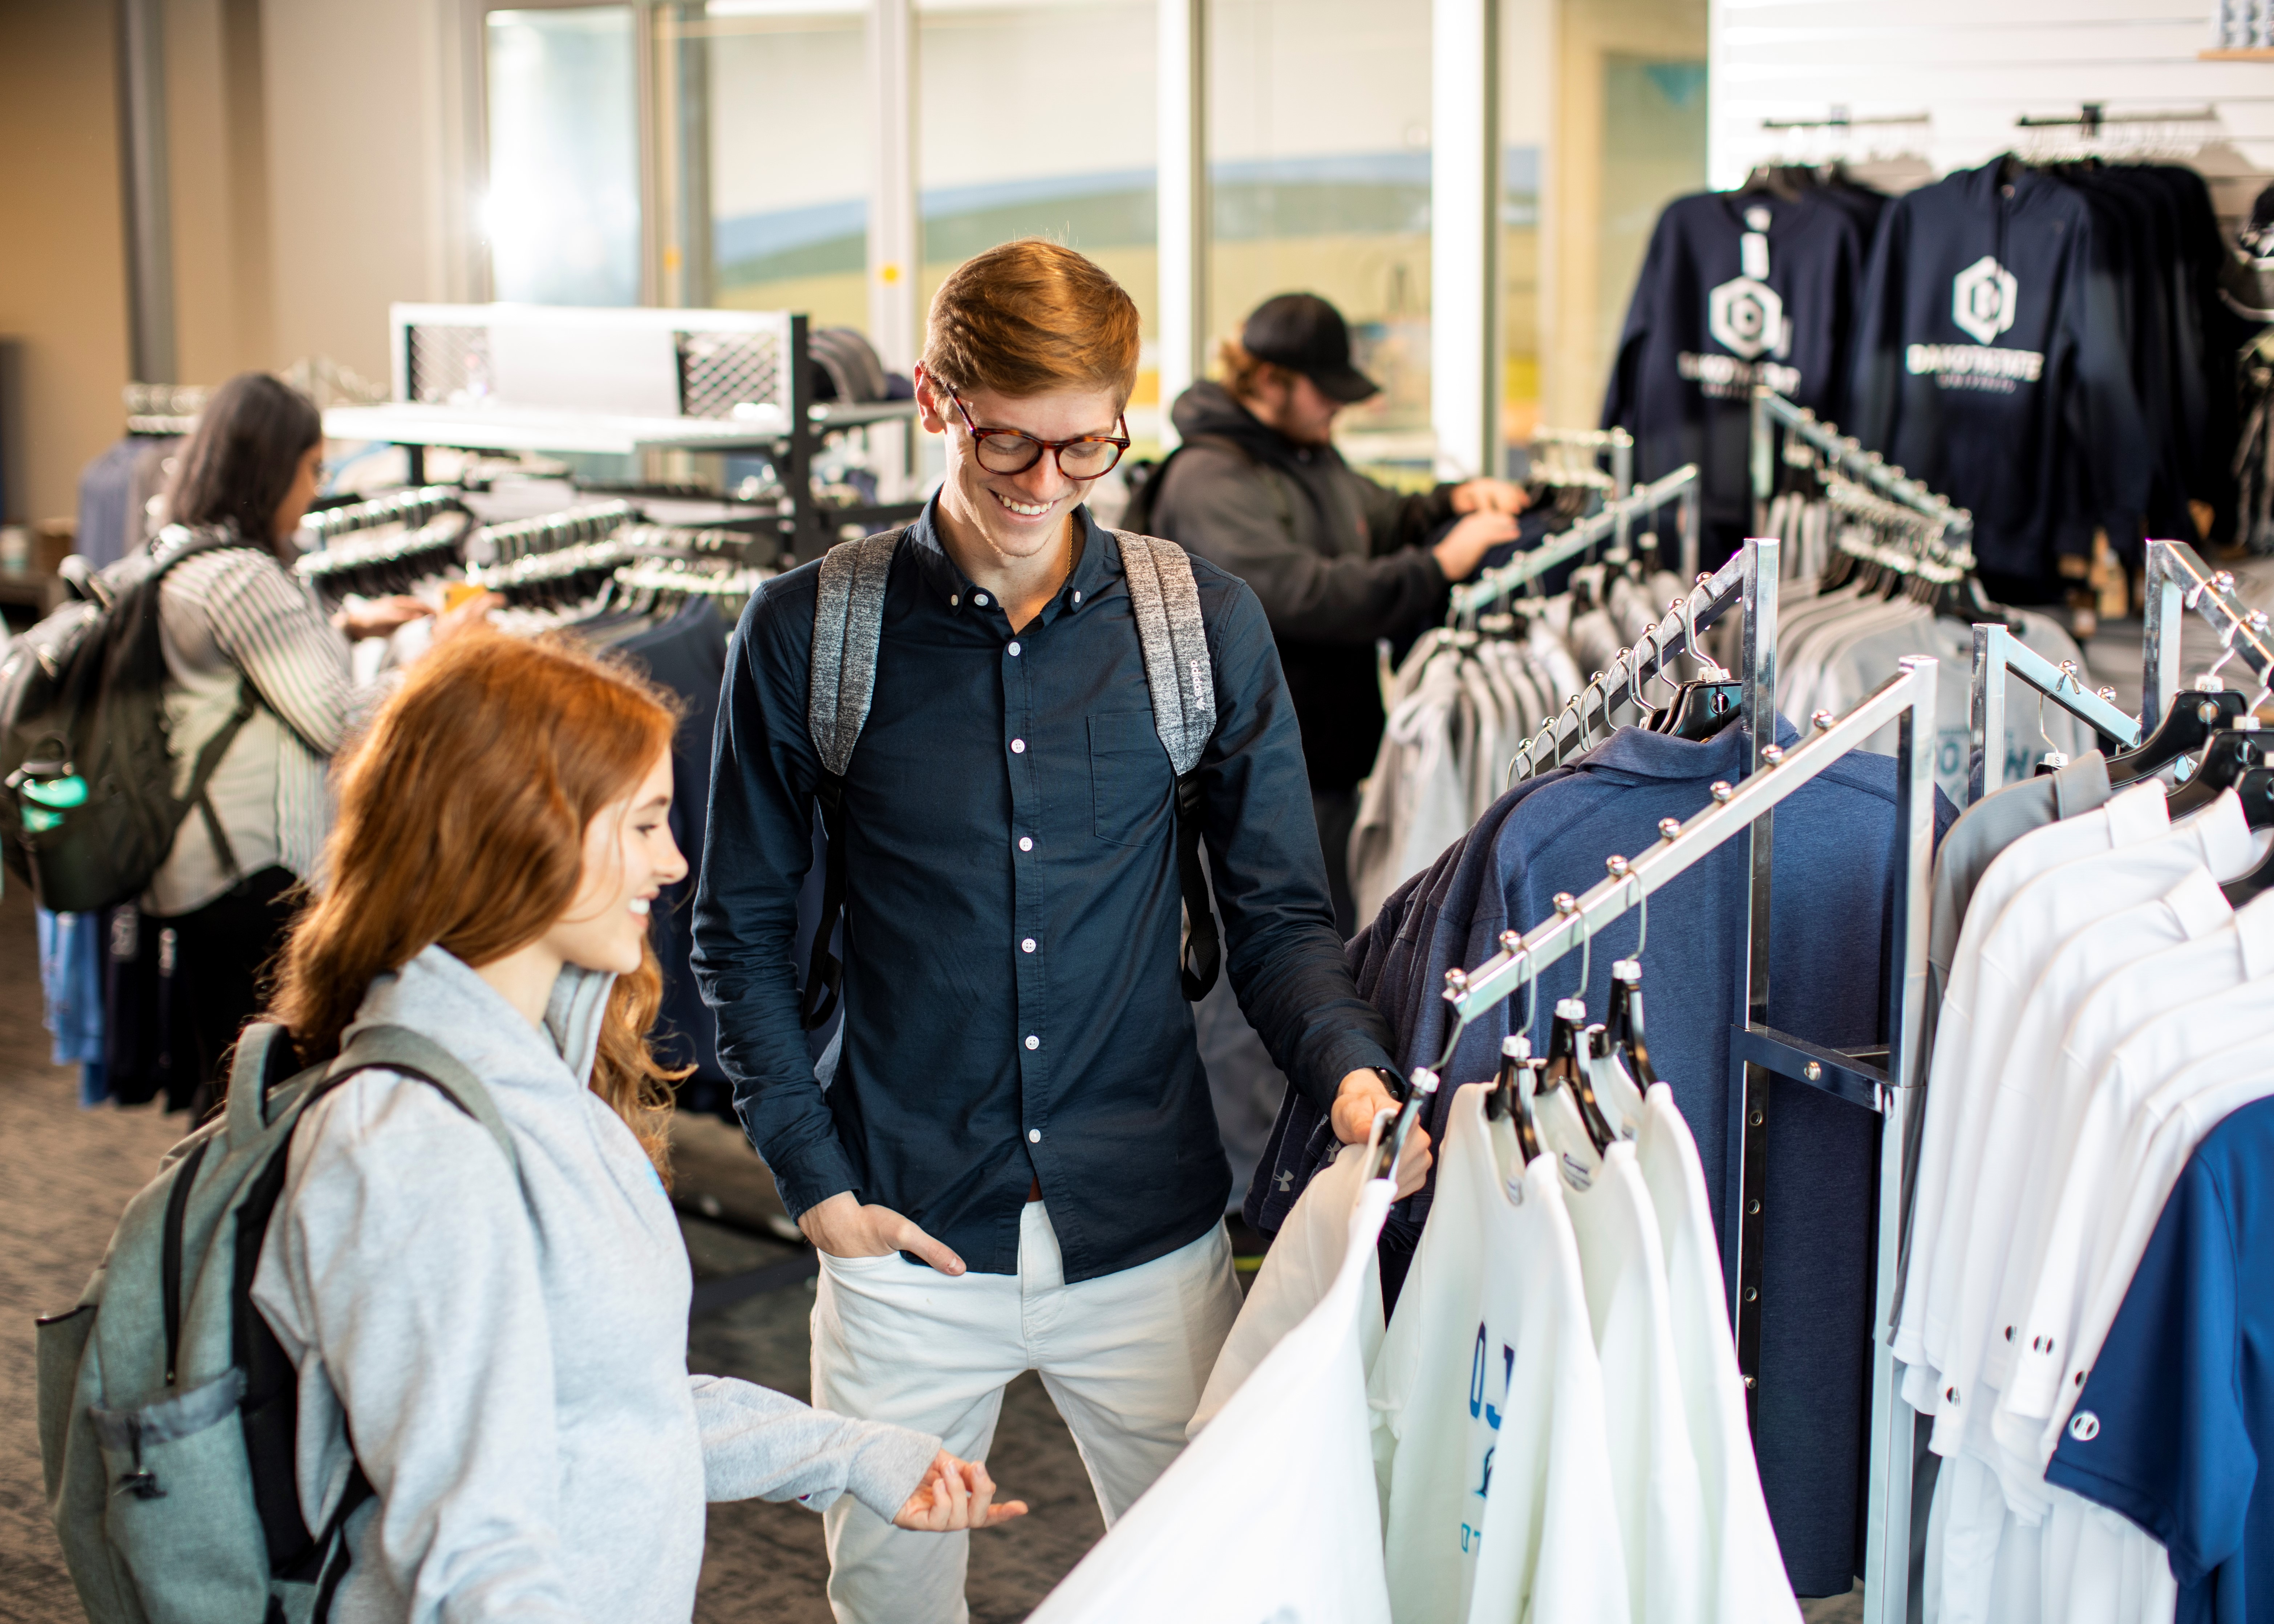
0, 525, 263, 912
1115, 433, 1292, 539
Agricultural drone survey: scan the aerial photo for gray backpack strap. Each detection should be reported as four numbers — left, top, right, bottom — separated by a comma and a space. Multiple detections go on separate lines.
1114, 531, 1217, 772
808, 529, 904, 774
802, 528, 908, 1030
328, 1023, 520, 1176
1114, 530, 1224, 1000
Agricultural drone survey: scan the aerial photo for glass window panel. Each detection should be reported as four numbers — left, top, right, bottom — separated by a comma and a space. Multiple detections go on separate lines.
702, 1, 871, 325
1597, 54, 1706, 381
915, 0, 1158, 440
1500, 0, 1550, 472
1207, 0, 1432, 472
486, 6, 642, 305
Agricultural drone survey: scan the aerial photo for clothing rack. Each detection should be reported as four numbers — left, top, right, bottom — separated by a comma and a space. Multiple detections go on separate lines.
2015, 104, 2217, 134
473, 501, 637, 565
1969, 627, 2140, 800
612, 557, 772, 599
1450, 463, 1702, 623
467, 538, 648, 595
1527, 426, 1633, 496
300, 485, 469, 550
1750, 387, 1971, 547
1375, 639, 1939, 1624
2141, 536, 2274, 728
1500, 525, 1768, 786
295, 510, 472, 592
1760, 108, 1929, 130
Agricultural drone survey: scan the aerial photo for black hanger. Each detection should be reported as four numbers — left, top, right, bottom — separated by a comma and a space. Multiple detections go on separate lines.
1606, 959, 1659, 1087
2215, 767, 2274, 903
2106, 689, 2251, 786
1540, 997, 1619, 1155
1486, 1033, 1545, 1165
2168, 724, 2267, 818
1648, 579, 1746, 741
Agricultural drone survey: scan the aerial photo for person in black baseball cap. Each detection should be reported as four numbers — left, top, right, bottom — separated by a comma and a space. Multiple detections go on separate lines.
1144, 291, 1528, 926
1142, 291, 1527, 1205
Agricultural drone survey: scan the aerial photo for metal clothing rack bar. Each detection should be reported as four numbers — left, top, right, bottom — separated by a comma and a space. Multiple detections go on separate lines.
1761, 107, 1930, 130
2141, 537, 2274, 731
1970, 624, 2143, 801
2015, 103, 2216, 133
300, 485, 469, 550
1451, 464, 1702, 620
1502, 530, 1769, 787
473, 501, 637, 564
1383, 653, 1937, 1624
1750, 388, 1973, 546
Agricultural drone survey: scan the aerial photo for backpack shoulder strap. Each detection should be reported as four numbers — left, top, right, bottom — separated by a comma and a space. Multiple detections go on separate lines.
324, 1023, 521, 1176
807, 528, 906, 774
1113, 531, 1217, 774
799, 527, 907, 1031
1113, 531, 1224, 1001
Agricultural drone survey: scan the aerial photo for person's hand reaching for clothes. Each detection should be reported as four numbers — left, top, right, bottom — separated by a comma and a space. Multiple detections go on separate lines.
893, 1450, 1028, 1531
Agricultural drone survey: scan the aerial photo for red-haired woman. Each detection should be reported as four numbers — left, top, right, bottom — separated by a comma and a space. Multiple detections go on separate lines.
249, 631, 1020, 1621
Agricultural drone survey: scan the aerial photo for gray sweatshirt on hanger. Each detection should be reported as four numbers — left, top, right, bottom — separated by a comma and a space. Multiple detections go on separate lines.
252, 946, 939, 1624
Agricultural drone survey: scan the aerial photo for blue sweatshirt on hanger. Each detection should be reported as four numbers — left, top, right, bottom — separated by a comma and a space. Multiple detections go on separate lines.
1846, 158, 2152, 599
1602, 189, 1874, 570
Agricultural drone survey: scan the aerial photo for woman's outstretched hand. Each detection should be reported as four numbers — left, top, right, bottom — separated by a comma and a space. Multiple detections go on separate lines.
892, 1449, 1028, 1532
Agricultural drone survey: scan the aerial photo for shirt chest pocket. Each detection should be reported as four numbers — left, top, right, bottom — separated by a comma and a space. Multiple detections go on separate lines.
1087, 711, 1171, 847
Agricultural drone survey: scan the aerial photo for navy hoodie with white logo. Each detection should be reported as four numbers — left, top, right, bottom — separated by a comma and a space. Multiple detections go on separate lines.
1602, 189, 1873, 568
1847, 159, 2151, 599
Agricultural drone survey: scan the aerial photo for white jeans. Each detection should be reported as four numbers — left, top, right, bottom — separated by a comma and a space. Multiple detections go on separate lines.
810, 1202, 1242, 1624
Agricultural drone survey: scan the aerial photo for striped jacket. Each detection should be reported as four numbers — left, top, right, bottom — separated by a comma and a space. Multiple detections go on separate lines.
148, 526, 377, 916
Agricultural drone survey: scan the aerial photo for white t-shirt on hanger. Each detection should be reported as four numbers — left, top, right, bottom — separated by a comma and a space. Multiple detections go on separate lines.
1369, 1084, 1628, 1624
1190, 1137, 1383, 1438
1029, 1177, 1398, 1624
1632, 1084, 1802, 1624
1540, 1084, 1708, 1624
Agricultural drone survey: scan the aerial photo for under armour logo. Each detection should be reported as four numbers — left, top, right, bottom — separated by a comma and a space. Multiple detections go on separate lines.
1276, 1170, 1294, 1192
2067, 1410, 2100, 1443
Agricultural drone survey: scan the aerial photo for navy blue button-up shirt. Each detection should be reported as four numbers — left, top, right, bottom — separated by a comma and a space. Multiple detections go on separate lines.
692, 501, 1397, 1281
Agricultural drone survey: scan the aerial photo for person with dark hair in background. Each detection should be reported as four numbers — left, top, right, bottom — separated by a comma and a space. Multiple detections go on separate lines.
148, 370, 483, 1113
1147, 293, 1530, 937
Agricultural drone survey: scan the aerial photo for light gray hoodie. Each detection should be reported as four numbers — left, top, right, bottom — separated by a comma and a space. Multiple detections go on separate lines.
252, 946, 939, 1624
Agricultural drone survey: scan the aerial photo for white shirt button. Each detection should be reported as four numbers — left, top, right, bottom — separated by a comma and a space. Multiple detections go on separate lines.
949, 594, 959, 606
1022, 937, 1036, 953
1018, 837, 1033, 851
1025, 1034, 1040, 1050
1072, 590, 1082, 605
975, 592, 990, 606
1027, 1128, 1042, 1143
1010, 738, 1026, 753
1008, 641, 1021, 656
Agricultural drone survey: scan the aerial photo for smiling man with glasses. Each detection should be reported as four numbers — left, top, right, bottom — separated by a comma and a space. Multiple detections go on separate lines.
692, 239, 1423, 1624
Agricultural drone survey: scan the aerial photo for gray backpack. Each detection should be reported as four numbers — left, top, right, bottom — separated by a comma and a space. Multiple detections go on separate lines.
799, 526, 1221, 1028
36, 1021, 518, 1624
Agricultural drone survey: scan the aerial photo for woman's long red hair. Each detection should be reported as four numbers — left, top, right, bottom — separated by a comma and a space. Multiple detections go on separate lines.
267, 631, 686, 1173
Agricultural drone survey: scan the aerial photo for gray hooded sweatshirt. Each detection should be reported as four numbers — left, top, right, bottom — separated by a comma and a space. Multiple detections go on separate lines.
252, 946, 939, 1623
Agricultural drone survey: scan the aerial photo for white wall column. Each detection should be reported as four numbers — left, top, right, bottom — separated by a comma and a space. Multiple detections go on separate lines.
1431, 0, 1499, 479
868, 0, 919, 370
1156, 0, 1205, 446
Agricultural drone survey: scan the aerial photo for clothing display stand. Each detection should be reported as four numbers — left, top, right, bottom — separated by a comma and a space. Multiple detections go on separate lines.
1749, 385, 1971, 554
1374, 625, 1937, 1624
2141, 536, 2274, 728
1969, 627, 2141, 800
1496, 520, 1758, 786
321, 304, 924, 564
298, 485, 469, 551
1451, 463, 1702, 625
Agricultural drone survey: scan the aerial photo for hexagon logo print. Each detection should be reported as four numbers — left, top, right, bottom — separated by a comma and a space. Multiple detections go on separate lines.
1952, 255, 2018, 345
1708, 275, 1783, 361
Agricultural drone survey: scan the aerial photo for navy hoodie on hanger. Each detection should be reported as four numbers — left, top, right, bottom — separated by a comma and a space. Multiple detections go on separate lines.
1602, 189, 1872, 570
1847, 159, 2151, 599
